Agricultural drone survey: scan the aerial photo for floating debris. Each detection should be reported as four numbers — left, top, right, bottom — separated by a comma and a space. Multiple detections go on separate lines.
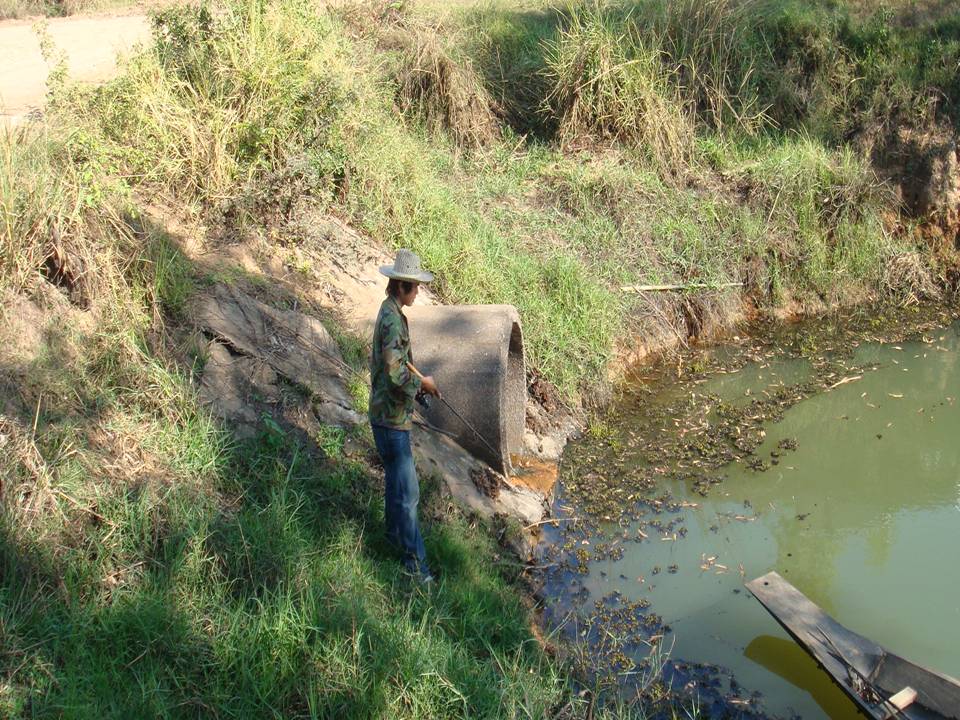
531, 304, 960, 716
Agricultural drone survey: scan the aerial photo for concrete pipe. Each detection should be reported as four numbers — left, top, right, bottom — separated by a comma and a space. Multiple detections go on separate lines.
406, 305, 525, 475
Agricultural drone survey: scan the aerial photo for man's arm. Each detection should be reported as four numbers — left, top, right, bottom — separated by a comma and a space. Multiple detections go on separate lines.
382, 316, 421, 398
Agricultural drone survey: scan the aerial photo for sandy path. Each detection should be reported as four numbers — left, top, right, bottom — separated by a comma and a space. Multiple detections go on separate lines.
0, 13, 151, 122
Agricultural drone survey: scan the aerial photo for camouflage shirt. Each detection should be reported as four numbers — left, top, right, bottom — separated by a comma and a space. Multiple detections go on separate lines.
369, 295, 422, 430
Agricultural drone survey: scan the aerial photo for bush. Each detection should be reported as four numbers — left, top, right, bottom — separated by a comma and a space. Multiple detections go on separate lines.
78, 0, 355, 204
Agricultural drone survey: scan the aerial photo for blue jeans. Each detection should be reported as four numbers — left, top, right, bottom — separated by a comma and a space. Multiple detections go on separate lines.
371, 425, 428, 573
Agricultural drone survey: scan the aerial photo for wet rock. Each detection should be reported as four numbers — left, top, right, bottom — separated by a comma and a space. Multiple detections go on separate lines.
536, 435, 562, 460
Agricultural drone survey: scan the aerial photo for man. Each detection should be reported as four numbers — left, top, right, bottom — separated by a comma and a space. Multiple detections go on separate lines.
369, 249, 441, 583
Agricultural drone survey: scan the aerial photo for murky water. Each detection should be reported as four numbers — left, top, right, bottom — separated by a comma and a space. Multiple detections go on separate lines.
542, 318, 960, 718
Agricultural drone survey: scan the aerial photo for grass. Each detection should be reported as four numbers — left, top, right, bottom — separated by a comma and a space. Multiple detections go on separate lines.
391, 18, 501, 149
1, 411, 575, 717
37, 0, 947, 398
457, 0, 960, 140
0, 123, 132, 306
0, 292, 687, 716
0, 138, 601, 714
2, 0, 959, 716
543, 1, 695, 166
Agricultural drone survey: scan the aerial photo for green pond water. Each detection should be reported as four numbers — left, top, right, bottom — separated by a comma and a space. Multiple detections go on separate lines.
548, 319, 960, 718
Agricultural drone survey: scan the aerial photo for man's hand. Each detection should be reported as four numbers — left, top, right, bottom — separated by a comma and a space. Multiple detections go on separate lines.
420, 375, 442, 399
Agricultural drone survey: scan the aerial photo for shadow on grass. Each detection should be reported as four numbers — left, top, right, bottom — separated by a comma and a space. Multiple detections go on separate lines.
464, 4, 567, 140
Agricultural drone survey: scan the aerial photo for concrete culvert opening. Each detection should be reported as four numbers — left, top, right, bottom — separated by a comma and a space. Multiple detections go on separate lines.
407, 305, 525, 475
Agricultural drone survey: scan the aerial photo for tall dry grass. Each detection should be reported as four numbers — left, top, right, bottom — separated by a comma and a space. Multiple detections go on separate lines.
389, 21, 501, 149
651, 0, 769, 134
541, 0, 769, 167
0, 124, 134, 305
544, 2, 695, 167
75, 1, 357, 204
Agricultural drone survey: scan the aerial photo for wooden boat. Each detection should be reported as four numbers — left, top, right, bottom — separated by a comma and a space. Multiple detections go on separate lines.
746, 571, 960, 720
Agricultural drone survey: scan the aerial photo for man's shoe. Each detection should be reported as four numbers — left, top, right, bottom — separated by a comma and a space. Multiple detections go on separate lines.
402, 563, 435, 586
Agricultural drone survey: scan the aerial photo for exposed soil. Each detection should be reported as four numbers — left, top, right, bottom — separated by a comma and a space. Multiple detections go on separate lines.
0, 11, 150, 122
866, 122, 960, 289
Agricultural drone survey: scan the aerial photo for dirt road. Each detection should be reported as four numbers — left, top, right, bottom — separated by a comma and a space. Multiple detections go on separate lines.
0, 12, 150, 122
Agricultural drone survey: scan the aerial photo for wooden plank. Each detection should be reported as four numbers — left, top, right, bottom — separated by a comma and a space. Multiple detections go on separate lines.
887, 687, 918, 711
747, 571, 885, 717
746, 571, 960, 720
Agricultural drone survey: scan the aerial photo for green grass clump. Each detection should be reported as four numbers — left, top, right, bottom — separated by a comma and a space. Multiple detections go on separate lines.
541, 0, 769, 162
464, 0, 960, 141
391, 19, 501, 149
741, 135, 897, 299
0, 124, 132, 303
77, 0, 355, 205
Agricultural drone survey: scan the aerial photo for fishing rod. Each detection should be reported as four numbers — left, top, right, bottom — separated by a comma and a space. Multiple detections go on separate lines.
813, 626, 909, 718
406, 361, 502, 462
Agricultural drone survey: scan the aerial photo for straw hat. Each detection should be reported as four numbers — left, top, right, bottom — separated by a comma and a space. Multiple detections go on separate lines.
379, 249, 434, 283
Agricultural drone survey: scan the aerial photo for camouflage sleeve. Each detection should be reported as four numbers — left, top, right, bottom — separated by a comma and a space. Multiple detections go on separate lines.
381, 313, 421, 398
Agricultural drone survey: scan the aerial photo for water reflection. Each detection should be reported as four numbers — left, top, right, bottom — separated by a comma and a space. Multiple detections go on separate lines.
743, 636, 859, 719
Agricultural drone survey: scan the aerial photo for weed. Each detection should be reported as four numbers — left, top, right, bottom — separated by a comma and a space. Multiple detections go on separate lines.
315, 424, 346, 458
141, 233, 195, 320
588, 418, 612, 440
391, 20, 500, 148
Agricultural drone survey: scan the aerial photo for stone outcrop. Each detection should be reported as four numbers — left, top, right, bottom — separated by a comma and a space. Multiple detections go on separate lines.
193, 284, 363, 438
